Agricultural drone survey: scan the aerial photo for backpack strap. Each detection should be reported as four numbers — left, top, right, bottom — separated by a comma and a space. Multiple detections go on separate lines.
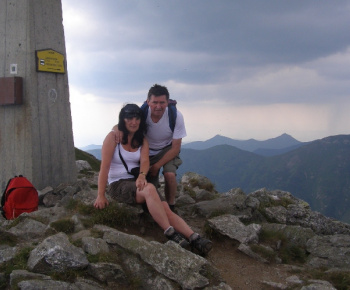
141, 99, 177, 132
1, 177, 14, 207
1, 177, 15, 218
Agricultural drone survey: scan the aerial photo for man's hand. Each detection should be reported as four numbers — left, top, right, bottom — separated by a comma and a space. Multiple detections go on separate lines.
149, 164, 161, 177
94, 195, 109, 209
111, 125, 122, 144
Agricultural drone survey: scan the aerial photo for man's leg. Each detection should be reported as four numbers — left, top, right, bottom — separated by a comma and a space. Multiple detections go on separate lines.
163, 171, 177, 206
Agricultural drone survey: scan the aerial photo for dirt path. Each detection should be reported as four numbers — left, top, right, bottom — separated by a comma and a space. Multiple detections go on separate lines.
207, 238, 295, 289
182, 214, 296, 289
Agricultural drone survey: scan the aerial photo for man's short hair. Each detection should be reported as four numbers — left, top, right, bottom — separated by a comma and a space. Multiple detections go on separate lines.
147, 84, 170, 100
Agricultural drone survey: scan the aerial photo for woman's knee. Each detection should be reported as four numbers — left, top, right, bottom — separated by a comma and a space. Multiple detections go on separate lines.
142, 184, 160, 200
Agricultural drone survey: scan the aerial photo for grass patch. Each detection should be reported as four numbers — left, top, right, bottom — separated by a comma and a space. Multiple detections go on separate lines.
0, 247, 32, 275
250, 244, 277, 262
0, 229, 18, 247
50, 269, 86, 283
50, 219, 76, 234
189, 178, 216, 192
259, 229, 287, 244
183, 185, 196, 199
257, 229, 307, 264
305, 269, 350, 290
208, 210, 227, 219
279, 244, 307, 264
259, 196, 294, 210
68, 201, 136, 229
87, 251, 119, 264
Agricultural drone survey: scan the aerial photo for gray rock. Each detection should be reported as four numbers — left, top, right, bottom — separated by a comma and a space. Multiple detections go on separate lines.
76, 160, 92, 172
8, 218, 49, 240
301, 279, 336, 289
306, 234, 350, 269
10, 270, 51, 288
196, 189, 217, 201
194, 194, 251, 218
208, 214, 261, 244
96, 224, 216, 289
238, 243, 268, 263
264, 206, 288, 223
17, 279, 78, 290
0, 246, 17, 264
27, 232, 89, 273
29, 205, 69, 223
176, 193, 196, 206
87, 262, 127, 284
82, 237, 109, 255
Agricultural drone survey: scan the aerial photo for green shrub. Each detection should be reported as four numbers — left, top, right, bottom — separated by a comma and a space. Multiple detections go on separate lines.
189, 178, 215, 192
305, 269, 350, 290
0, 229, 17, 247
50, 219, 76, 234
183, 185, 196, 199
258, 229, 307, 264
0, 247, 32, 275
250, 244, 277, 262
73, 202, 135, 229
280, 244, 307, 264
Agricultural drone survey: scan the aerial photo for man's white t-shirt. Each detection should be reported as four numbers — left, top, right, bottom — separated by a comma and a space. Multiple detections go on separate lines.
146, 107, 187, 156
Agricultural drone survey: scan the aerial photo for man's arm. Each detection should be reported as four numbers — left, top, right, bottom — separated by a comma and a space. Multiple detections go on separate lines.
111, 124, 122, 144
149, 138, 182, 176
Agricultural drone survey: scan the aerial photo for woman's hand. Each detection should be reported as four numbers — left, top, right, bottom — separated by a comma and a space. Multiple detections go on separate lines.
136, 175, 147, 191
94, 195, 109, 209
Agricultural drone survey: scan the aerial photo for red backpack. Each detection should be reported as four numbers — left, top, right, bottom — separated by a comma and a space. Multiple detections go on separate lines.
1, 175, 39, 220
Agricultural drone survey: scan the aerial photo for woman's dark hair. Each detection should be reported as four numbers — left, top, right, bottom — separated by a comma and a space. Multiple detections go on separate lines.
118, 104, 147, 148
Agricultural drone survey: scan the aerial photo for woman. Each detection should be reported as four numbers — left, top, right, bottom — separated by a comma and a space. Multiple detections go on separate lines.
94, 104, 212, 255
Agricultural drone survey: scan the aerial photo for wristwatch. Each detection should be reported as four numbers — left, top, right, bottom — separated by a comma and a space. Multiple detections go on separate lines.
140, 172, 147, 176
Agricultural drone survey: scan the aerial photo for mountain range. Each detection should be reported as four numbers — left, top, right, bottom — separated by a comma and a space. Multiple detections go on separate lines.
81, 134, 350, 223
182, 133, 307, 156
81, 133, 305, 158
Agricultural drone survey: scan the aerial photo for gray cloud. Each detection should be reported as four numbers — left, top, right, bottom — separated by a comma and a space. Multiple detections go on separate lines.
62, 0, 350, 144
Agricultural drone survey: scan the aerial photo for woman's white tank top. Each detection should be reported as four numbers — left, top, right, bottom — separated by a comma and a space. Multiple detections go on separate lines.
108, 144, 141, 184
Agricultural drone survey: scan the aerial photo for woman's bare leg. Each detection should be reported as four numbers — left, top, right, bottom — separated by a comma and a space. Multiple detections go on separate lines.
162, 202, 194, 239
135, 184, 170, 230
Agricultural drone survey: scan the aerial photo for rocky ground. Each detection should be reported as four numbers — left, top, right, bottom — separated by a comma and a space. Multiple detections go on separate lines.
2, 165, 349, 289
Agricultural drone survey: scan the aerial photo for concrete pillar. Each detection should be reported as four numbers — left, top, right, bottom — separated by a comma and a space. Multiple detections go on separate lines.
0, 0, 77, 190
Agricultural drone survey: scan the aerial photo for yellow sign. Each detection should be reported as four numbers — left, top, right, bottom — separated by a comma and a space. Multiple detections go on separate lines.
36, 49, 65, 73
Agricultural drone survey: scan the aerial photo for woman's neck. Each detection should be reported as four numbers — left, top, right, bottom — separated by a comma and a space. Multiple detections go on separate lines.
121, 133, 137, 152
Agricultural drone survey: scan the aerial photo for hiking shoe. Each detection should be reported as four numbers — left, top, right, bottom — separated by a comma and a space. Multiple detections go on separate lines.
190, 235, 213, 256
165, 227, 190, 249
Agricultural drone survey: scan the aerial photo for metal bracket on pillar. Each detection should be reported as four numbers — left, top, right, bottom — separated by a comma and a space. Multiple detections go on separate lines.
0, 77, 23, 105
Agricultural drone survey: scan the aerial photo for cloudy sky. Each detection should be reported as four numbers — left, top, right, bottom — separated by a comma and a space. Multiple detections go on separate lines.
61, 0, 350, 148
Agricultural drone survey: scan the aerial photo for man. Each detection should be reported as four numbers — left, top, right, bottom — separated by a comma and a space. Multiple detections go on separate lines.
143, 84, 186, 211
113, 84, 185, 210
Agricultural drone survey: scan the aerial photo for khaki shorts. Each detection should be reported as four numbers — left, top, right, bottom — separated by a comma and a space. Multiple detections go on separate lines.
149, 145, 183, 174
148, 145, 182, 187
